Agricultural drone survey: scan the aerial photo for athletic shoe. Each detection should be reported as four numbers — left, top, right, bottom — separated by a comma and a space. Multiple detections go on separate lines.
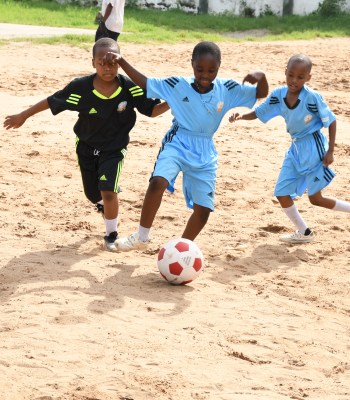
280, 230, 314, 243
104, 231, 119, 251
115, 232, 149, 252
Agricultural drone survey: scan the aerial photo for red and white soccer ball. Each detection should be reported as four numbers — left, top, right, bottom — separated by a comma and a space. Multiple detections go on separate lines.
157, 238, 204, 285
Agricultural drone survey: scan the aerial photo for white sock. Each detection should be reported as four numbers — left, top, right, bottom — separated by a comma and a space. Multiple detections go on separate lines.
332, 199, 350, 212
282, 204, 308, 234
105, 218, 118, 236
138, 225, 150, 242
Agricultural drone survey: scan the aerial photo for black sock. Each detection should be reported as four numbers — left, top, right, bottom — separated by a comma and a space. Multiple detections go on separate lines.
304, 228, 312, 236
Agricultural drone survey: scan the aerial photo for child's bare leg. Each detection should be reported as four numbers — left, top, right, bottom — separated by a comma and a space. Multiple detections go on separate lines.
308, 191, 336, 209
309, 190, 350, 212
101, 190, 118, 220
115, 177, 168, 251
182, 204, 211, 241
139, 176, 168, 228
277, 195, 294, 208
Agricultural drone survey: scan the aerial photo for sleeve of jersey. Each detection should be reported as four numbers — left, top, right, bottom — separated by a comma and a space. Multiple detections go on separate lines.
255, 90, 281, 123
47, 80, 79, 116
146, 77, 174, 101
130, 83, 161, 117
313, 92, 336, 128
227, 82, 257, 110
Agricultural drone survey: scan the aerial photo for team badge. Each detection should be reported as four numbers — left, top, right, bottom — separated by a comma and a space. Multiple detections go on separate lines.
304, 114, 312, 124
216, 101, 224, 112
117, 101, 127, 112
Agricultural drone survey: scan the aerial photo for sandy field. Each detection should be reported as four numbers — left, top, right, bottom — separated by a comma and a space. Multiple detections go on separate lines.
0, 38, 349, 400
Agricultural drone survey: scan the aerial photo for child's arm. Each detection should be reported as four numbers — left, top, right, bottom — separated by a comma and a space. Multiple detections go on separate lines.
3, 99, 49, 130
104, 52, 148, 89
242, 70, 268, 99
323, 120, 336, 166
229, 110, 257, 123
151, 101, 170, 117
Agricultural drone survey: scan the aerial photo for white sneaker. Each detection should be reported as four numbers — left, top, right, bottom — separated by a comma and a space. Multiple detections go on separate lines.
104, 231, 118, 252
280, 230, 314, 243
115, 232, 149, 252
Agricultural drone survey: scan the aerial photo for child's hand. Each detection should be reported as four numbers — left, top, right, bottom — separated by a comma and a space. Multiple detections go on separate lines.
3, 113, 26, 130
323, 150, 334, 166
229, 113, 242, 123
242, 70, 265, 85
103, 51, 121, 66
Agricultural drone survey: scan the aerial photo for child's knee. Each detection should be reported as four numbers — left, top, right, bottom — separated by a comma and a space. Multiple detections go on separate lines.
148, 176, 168, 192
102, 190, 117, 203
309, 193, 325, 207
195, 206, 210, 224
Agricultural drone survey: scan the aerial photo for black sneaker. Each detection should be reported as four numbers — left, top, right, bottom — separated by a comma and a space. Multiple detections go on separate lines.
96, 203, 104, 214
104, 231, 119, 251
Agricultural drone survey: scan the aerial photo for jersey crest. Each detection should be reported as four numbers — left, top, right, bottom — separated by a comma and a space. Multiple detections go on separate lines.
117, 101, 127, 112
304, 114, 312, 124
216, 101, 224, 112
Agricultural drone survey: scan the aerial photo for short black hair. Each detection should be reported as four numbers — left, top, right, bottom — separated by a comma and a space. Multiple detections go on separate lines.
192, 41, 221, 63
93, 38, 120, 57
287, 54, 312, 72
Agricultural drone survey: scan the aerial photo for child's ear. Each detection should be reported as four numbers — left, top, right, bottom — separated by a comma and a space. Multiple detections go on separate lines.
307, 73, 312, 82
92, 58, 96, 68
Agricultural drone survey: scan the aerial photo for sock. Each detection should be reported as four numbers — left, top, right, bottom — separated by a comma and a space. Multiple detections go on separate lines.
282, 204, 309, 234
138, 225, 150, 242
332, 199, 350, 212
105, 218, 118, 236
304, 228, 312, 236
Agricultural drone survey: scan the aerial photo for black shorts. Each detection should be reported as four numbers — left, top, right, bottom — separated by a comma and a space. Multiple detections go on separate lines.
95, 23, 120, 42
76, 140, 126, 204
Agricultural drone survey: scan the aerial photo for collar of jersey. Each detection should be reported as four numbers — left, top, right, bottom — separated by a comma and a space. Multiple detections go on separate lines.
92, 86, 122, 99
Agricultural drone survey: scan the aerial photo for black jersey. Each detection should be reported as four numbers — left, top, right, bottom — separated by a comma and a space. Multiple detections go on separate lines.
47, 74, 160, 151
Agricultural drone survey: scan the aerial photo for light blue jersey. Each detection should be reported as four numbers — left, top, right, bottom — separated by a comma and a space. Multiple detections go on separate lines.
147, 76, 257, 139
146, 76, 257, 210
255, 85, 336, 140
255, 85, 336, 198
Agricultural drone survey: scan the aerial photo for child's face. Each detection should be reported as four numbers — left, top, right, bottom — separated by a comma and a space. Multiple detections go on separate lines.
92, 46, 119, 82
192, 53, 220, 92
285, 61, 311, 94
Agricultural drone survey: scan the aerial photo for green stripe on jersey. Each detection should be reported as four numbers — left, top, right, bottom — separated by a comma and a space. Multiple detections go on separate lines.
92, 87, 122, 99
66, 93, 81, 105
129, 86, 144, 97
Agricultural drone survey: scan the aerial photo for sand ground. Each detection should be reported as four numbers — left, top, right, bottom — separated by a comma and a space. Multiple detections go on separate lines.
0, 37, 349, 400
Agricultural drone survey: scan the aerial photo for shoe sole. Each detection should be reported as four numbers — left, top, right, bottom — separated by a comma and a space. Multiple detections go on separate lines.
280, 237, 314, 244
116, 241, 149, 252
104, 243, 118, 252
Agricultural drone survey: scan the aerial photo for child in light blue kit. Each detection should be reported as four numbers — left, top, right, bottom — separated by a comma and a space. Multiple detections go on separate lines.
230, 54, 350, 243
104, 41, 269, 250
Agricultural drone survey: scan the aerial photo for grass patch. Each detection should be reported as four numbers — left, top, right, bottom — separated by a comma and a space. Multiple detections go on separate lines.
0, 0, 349, 45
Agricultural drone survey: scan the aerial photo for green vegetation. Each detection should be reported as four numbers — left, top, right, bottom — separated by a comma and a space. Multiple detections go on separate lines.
316, 0, 346, 16
0, 0, 349, 45
0, 0, 96, 28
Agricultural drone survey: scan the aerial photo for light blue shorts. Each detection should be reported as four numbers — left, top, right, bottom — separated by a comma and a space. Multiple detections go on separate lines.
152, 130, 218, 211
274, 131, 335, 198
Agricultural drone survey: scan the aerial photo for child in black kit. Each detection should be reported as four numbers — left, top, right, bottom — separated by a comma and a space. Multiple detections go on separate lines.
3, 38, 169, 251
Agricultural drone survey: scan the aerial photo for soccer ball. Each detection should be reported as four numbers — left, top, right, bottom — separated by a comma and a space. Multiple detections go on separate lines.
157, 238, 204, 285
